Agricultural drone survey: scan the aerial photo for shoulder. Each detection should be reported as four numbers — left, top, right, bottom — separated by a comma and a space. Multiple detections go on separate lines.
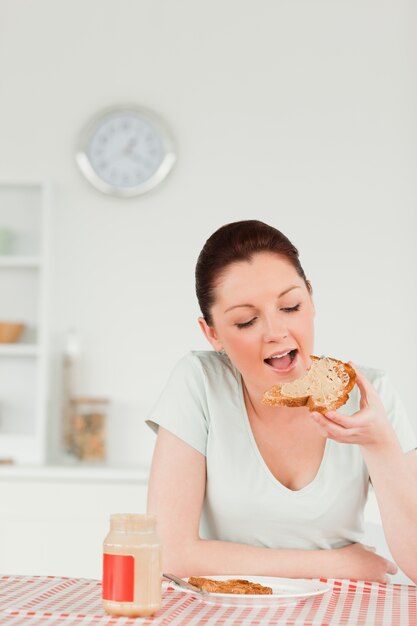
175, 350, 240, 381
355, 363, 387, 386
350, 362, 407, 422
342, 362, 395, 417
168, 351, 241, 402
354, 363, 395, 399
355, 362, 417, 452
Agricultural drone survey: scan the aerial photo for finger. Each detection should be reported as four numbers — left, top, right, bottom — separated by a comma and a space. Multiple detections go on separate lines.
324, 409, 372, 429
311, 411, 342, 434
324, 411, 357, 428
313, 412, 363, 441
310, 416, 329, 438
349, 362, 378, 402
311, 413, 357, 440
351, 368, 369, 404
387, 560, 398, 575
311, 413, 336, 432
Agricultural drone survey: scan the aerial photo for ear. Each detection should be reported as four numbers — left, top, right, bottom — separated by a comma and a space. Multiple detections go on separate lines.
198, 317, 224, 352
306, 280, 316, 317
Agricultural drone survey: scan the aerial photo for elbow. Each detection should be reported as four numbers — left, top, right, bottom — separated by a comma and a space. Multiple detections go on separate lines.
398, 564, 417, 586
384, 533, 417, 584
162, 547, 186, 577
161, 538, 202, 578
390, 553, 417, 585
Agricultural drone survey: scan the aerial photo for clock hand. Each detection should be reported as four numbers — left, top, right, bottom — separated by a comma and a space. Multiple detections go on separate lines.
123, 136, 139, 156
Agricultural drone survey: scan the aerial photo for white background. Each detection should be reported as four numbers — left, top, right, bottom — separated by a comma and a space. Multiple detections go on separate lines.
0, 0, 416, 467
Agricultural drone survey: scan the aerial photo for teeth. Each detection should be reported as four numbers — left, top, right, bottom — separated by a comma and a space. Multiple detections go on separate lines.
270, 351, 291, 359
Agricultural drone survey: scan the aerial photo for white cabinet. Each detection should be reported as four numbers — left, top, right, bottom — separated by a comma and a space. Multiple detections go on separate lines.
0, 181, 50, 464
0, 466, 149, 579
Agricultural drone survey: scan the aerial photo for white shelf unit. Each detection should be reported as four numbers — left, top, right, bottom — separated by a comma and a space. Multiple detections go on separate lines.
0, 344, 40, 357
0, 181, 50, 464
0, 256, 42, 268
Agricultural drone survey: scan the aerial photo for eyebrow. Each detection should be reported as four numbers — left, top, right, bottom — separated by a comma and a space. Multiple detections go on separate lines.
224, 286, 302, 313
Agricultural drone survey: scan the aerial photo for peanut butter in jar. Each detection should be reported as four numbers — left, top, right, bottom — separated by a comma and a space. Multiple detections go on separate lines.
102, 514, 162, 617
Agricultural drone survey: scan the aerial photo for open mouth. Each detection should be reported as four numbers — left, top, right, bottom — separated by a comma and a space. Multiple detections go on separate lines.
264, 349, 298, 371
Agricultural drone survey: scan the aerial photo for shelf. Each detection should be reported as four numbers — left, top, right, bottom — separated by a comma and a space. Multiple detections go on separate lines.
0, 344, 39, 357
0, 180, 49, 465
0, 256, 42, 269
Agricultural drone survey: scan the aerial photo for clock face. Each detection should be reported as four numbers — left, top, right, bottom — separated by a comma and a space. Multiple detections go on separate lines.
76, 107, 176, 197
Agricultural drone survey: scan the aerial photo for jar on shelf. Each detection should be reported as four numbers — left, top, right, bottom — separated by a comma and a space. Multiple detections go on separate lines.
67, 397, 108, 462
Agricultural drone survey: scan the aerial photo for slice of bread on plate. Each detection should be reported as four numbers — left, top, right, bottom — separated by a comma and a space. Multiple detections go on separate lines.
188, 576, 272, 595
262, 355, 356, 414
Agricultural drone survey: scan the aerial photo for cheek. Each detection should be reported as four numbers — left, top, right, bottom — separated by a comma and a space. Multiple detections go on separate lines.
228, 332, 254, 352
298, 310, 315, 340
222, 330, 258, 360
301, 310, 314, 328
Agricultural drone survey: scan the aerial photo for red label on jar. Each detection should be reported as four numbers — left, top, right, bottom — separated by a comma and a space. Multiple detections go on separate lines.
102, 553, 135, 602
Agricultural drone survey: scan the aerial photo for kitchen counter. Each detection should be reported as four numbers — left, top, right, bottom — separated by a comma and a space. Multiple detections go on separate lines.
0, 463, 149, 483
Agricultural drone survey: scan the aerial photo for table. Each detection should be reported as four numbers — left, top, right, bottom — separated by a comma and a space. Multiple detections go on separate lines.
0, 575, 416, 625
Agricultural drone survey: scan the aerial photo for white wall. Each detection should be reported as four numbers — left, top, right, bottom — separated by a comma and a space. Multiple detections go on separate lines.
0, 0, 416, 467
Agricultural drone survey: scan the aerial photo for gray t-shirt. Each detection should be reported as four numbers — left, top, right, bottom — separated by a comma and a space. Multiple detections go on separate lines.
146, 351, 417, 550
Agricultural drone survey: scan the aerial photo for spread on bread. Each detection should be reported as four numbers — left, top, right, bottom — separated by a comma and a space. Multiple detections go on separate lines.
262, 355, 356, 413
188, 576, 273, 595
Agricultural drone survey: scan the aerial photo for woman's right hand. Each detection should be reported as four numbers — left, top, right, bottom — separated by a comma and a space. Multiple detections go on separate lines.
335, 542, 398, 583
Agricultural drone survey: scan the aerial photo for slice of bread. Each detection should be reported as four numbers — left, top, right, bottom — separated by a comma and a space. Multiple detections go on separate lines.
188, 576, 273, 595
262, 355, 356, 413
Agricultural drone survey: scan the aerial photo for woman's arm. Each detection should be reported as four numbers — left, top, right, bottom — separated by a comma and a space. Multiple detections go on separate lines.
360, 443, 417, 582
311, 365, 417, 584
147, 426, 395, 582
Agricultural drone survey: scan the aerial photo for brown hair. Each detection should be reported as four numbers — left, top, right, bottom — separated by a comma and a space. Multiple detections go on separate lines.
195, 220, 311, 325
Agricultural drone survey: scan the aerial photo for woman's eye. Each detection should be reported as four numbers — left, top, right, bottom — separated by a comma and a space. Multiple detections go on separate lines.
281, 304, 301, 313
235, 318, 257, 329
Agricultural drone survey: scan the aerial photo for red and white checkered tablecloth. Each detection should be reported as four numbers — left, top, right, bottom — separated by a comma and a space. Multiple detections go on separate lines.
0, 575, 416, 626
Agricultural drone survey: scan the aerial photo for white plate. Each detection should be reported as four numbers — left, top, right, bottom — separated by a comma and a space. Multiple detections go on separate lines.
170, 575, 330, 607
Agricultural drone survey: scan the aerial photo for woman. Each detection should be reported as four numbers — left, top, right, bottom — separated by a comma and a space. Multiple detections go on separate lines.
147, 220, 417, 583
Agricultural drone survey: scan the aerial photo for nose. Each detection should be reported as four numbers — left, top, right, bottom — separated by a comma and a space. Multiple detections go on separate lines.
262, 316, 289, 342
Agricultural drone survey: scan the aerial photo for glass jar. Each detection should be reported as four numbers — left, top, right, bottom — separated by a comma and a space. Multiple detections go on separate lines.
102, 514, 162, 617
66, 397, 108, 462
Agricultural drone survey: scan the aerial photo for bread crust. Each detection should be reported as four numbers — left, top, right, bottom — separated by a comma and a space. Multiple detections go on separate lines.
188, 576, 273, 595
262, 355, 356, 414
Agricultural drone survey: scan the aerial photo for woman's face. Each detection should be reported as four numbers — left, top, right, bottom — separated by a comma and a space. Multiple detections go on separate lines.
199, 252, 315, 398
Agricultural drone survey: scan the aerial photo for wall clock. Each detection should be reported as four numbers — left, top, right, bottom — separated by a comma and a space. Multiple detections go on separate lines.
76, 106, 176, 197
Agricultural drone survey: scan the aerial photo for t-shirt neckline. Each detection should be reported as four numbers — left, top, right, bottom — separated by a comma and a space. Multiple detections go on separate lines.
236, 370, 331, 496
